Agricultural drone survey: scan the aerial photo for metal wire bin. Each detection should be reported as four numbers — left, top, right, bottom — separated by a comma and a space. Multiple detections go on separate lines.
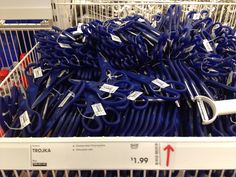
1, 1, 236, 177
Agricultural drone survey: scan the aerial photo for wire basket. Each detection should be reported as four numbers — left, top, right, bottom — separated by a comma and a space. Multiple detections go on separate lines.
0, 1, 236, 176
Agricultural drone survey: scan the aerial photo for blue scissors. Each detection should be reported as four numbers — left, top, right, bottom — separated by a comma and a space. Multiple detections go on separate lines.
124, 70, 186, 101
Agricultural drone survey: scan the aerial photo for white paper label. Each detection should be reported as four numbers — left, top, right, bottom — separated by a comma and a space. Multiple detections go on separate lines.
127, 91, 143, 101
227, 71, 233, 85
77, 23, 83, 33
114, 21, 122, 25
58, 92, 75, 107
138, 18, 146, 23
33, 67, 43, 79
91, 103, 107, 117
111, 34, 122, 43
19, 111, 30, 129
203, 39, 213, 52
30, 142, 160, 169
152, 79, 170, 89
193, 13, 201, 20
100, 84, 119, 93
58, 43, 72, 48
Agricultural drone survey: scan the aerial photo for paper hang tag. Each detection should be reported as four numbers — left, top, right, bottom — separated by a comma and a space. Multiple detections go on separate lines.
127, 91, 143, 101
227, 71, 233, 86
91, 103, 107, 117
208, 68, 218, 72
77, 23, 83, 33
58, 43, 72, 48
58, 92, 75, 108
99, 84, 119, 93
114, 21, 122, 25
33, 67, 43, 79
138, 18, 146, 23
152, 79, 170, 89
203, 39, 213, 52
193, 13, 201, 20
19, 111, 31, 129
111, 34, 122, 43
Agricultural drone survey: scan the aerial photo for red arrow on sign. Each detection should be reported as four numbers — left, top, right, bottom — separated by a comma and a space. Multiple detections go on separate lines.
163, 144, 174, 167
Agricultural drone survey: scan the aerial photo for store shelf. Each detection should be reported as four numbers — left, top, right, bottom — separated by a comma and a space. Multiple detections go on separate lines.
0, 137, 236, 170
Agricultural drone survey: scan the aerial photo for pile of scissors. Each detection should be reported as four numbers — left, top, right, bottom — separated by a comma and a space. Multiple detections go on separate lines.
0, 4, 236, 177
1, 4, 236, 138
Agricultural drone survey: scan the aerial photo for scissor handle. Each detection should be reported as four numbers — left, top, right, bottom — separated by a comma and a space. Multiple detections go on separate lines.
195, 95, 236, 125
166, 80, 186, 93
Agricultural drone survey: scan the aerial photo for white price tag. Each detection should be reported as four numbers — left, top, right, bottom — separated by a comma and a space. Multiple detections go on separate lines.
99, 84, 119, 93
138, 18, 146, 23
193, 13, 201, 20
58, 92, 75, 108
127, 91, 143, 101
152, 79, 170, 89
19, 111, 30, 129
203, 39, 213, 52
111, 34, 122, 43
91, 103, 106, 117
30, 142, 160, 169
33, 67, 43, 79
114, 21, 122, 25
58, 43, 72, 48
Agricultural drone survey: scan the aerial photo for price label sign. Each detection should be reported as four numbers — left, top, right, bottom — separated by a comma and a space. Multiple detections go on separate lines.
30, 142, 161, 170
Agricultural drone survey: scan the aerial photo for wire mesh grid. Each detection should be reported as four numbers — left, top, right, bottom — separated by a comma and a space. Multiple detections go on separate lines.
51, 0, 236, 29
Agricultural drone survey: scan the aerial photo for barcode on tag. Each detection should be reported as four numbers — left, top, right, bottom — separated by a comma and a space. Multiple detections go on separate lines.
59, 43, 72, 48
111, 34, 122, 43
58, 92, 75, 107
203, 39, 213, 52
193, 13, 201, 20
91, 103, 106, 116
227, 71, 233, 85
33, 67, 43, 79
152, 79, 170, 89
100, 84, 119, 93
19, 111, 30, 129
127, 91, 143, 101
